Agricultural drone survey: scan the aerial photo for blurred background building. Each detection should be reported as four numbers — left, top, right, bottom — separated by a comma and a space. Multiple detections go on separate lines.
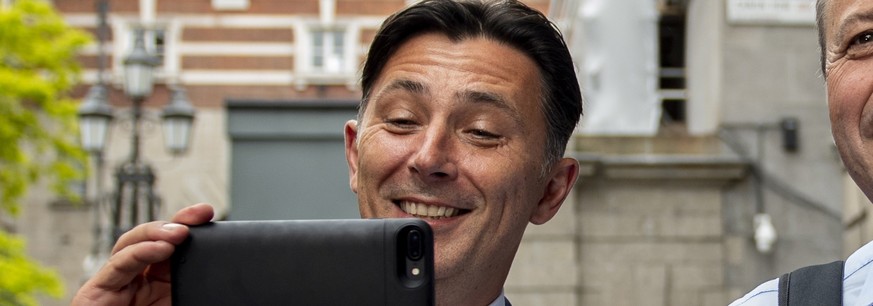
16, 0, 864, 305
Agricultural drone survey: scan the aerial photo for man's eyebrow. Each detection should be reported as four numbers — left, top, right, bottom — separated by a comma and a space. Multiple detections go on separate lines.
456, 90, 526, 127
368, 79, 429, 109
375, 80, 528, 127
835, 10, 873, 44
384, 79, 428, 96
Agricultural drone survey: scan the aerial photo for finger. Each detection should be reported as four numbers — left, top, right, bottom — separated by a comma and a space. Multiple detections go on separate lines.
89, 240, 175, 292
112, 221, 189, 255
110, 203, 212, 255
143, 255, 174, 283
170, 203, 215, 225
130, 204, 213, 283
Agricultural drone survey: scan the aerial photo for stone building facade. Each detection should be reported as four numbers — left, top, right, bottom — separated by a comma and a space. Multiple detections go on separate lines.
17, 0, 848, 305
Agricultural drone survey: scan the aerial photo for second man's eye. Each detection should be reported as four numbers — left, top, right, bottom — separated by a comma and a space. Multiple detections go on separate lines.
846, 31, 873, 59
851, 32, 873, 46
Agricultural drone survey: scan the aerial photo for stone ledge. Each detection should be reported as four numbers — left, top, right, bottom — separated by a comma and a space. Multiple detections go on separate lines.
572, 136, 749, 181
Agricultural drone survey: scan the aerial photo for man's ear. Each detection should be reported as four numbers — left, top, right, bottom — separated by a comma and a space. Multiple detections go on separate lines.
530, 157, 579, 225
344, 120, 360, 194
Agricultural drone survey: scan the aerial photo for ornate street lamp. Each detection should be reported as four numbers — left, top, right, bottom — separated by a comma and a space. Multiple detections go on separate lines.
77, 26, 197, 245
110, 28, 162, 240
77, 84, 113, 154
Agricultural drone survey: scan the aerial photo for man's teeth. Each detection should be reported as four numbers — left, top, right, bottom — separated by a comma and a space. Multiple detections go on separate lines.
401, 202, 458, 218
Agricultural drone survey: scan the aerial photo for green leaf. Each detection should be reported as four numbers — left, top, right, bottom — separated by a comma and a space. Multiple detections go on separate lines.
0, 0, 93, 303
0, 232, 64, 306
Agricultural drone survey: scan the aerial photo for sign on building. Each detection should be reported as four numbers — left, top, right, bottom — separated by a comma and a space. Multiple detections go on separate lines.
727, 0, 815, 25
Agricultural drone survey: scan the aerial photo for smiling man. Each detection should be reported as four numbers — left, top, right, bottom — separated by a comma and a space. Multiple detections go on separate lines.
71, 1, 582, 305
346, 29, 579, 304
730, 0, 873, 305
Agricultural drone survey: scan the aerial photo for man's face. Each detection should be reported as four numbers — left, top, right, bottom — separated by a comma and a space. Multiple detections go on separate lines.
344, 33, 577, 303
826, 0, 873, 199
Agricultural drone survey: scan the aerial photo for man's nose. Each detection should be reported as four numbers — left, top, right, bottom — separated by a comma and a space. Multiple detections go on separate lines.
408, 128, 458, 181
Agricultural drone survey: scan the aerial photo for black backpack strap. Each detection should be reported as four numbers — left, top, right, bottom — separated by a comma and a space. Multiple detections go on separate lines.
777, 260, 844, 306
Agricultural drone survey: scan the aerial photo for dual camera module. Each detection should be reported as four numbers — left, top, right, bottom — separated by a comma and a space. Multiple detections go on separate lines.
398, 225, 429, 288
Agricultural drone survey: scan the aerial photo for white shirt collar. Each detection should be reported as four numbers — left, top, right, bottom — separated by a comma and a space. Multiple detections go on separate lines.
844, 239, 873, 306
487, 290, 506, 306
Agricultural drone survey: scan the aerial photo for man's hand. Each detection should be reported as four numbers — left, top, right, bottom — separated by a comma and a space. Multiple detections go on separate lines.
71, 203, 214, 306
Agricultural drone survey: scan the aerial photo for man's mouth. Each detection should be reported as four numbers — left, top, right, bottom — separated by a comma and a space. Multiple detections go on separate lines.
397, 201, 468, 219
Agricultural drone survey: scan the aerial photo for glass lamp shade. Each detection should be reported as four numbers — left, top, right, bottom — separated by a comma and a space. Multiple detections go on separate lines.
162, 88, 196, 155
77, 85, 114, 154
123, 29, 158, 99
80, 116, 112, 154
162, 117, 193, 154
123, 62, 153, 99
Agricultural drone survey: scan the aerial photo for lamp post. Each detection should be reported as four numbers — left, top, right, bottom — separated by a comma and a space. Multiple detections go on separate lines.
78, 0, 112, 275
78, 27, 196, 246
113, 28, 161, 241
78, 84, 113, 254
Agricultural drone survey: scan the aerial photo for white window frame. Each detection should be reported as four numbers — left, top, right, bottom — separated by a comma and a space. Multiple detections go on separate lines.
111, 19, 181, 85
212, 0, 250, 11
294, 21, 360, 89
312, 28, 346, 74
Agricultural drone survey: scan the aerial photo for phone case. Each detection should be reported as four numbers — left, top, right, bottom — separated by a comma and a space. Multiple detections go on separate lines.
171, 219, 434, 305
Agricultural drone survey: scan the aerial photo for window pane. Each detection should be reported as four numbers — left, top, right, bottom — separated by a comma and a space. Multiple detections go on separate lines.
332, 30, 344, 56
309, 28, 347, 73
134, 28, 165, 66
313, 31, 324, 68
153, 29, 166, 65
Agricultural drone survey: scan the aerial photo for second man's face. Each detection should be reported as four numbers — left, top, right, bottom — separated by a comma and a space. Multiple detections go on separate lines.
825, 0, 873, 199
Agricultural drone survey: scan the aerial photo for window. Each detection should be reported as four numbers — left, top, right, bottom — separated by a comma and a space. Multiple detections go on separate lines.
311, 29, 346, 74
295, 23, 358, 88
658, 1, 688, 133
143, 28, 167, 67
113, 22, 178, 83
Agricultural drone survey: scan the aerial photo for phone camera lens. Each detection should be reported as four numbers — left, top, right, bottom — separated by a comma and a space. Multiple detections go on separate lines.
407, 229, 423, 260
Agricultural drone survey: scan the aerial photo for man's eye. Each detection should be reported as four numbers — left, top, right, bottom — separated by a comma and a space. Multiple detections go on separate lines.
385, 118, 418, 129
845, 31, 873, 59
389, 119, 414, 125
468, 129, 500, 139
851, 32, 873, 46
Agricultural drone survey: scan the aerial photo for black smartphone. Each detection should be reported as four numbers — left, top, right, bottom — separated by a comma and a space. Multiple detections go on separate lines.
171, 218, 434, 305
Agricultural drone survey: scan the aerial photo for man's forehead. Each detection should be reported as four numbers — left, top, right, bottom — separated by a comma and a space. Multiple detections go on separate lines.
361, 35, 541, 127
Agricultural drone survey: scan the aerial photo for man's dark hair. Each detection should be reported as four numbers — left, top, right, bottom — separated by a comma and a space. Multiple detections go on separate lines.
360, 0, 583, 170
